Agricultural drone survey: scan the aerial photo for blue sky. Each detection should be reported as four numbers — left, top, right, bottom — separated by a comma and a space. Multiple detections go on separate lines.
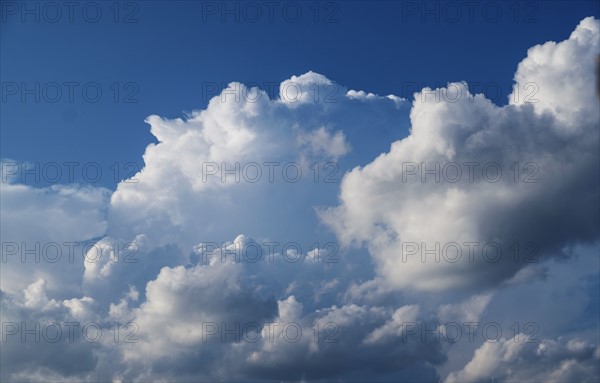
1, 1, 600, 382
2, 1, 599, 188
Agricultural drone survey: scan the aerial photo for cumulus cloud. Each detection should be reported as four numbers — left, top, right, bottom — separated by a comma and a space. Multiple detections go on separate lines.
113, 258, 443, 381
437, 293, 492, 323
0, 182, 109, 245
320, 16, 600, 292
296, 126, 350, 160
0, 281, 107, 382
107, 71, 408, 250
0, 181, 110, 296
22, 279, 60, 311
364, 304, 420, 344
1, 17, 599, 383
445, 335, 600, 383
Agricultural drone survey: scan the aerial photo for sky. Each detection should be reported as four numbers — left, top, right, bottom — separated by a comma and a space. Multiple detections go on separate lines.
1, 1, 600, 382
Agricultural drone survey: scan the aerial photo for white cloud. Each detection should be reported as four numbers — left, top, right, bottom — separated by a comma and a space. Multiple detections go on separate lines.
0, 182, 109, 245
438, 293, 492, 323
22, 279, 60, 311
364, 304, 420, 344
445, 335, 600, 383
0, 181, 110, 296
296, 126, 350, 160
320, 17, 600, 292
106, 71, 407, 251
511, 16, 599, 125
2, 17, 598, 383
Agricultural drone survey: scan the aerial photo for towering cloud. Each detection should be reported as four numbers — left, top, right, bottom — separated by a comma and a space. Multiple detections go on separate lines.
321, 17, 600, 291
1, 17, 598, 383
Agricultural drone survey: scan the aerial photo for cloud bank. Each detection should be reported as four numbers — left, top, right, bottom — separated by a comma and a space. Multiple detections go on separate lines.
1, 17, 599, 383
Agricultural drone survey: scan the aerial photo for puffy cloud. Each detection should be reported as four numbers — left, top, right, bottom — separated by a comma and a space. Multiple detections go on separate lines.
78, 235, 190, 306
0, 281, 106, 382
445, 335, 600, 383
279, 71, 340, 105
111, 261, 443, 381
438, 293, 492, 323
0, 181, 110, 296
364, 304, 420, 344
107, 71, 408, 250
22, 279, 60, 311
119, 259, 277, 365
2, 17, 599, 383
0, 182, 109, 245
296, 126, 350, 160
320, 16, 600, 292
511, 16, 599, 125
236, 300, 443, 381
